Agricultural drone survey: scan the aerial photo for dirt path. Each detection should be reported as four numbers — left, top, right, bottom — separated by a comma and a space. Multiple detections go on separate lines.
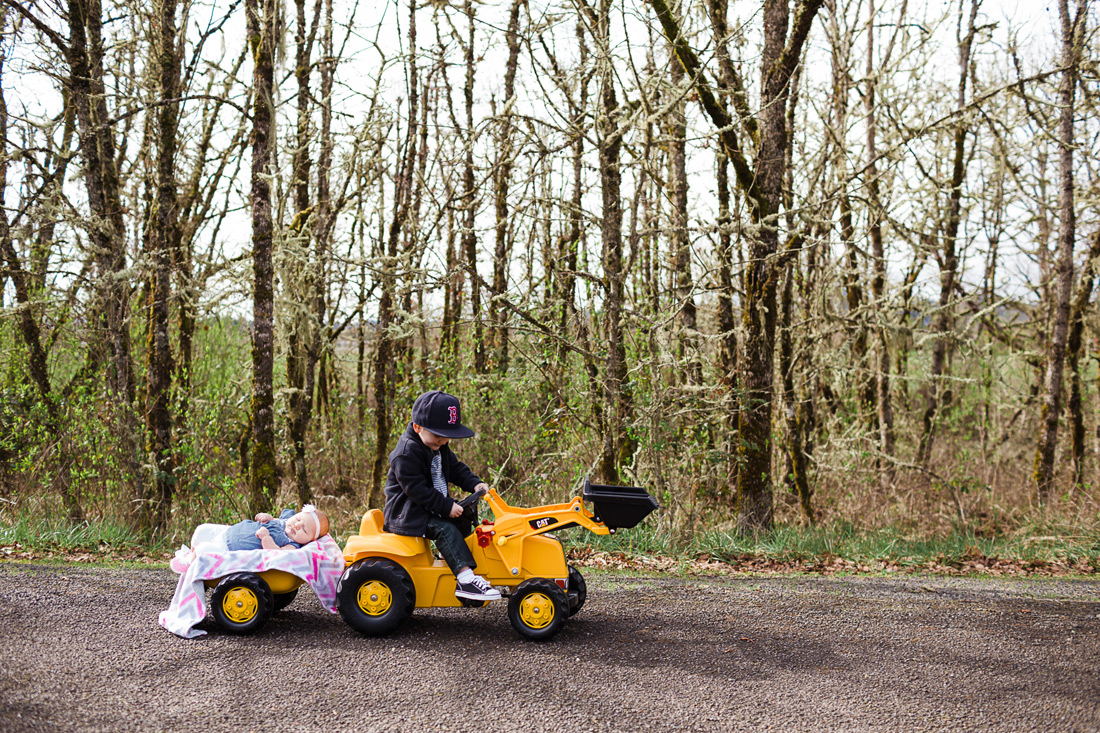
1, 562, 1097, 732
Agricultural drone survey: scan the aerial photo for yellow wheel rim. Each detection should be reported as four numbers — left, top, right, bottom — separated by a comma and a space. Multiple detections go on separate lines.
518, 592, 555, 629
222, 587, 259, 624
357, 580, 393, 616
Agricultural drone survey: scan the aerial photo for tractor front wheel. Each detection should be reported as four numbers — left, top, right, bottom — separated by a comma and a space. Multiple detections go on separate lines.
508, 578, 568, 641
210, 573, 273, 634
337, 558, 415, 636
566, 565, 587, 616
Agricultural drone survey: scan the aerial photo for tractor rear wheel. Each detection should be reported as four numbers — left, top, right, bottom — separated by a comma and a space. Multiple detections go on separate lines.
337, 558, 415, 636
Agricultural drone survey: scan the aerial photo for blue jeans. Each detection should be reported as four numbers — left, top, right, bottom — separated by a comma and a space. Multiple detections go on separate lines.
425, 515, 476, 575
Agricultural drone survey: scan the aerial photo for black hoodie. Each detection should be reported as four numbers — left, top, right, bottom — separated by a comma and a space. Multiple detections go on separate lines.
382, 423, 482, 537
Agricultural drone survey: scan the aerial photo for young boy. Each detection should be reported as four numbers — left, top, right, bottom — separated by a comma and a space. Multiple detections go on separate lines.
383, 390, 500, 602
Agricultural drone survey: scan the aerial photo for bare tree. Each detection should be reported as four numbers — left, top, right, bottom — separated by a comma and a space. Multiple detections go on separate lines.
917, 0, 981, 467
648, 0, 824, 531
284, 0, 325, 505
144, 0, 181, 530
863, 0, 904, 475
1034, 0, 1089, 500
489, 0, 524, 374
369, 0, 420, 508
0, 25, 82, 521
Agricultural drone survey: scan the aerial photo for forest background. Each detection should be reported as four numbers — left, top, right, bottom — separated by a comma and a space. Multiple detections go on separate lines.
0, 0, 1097, 568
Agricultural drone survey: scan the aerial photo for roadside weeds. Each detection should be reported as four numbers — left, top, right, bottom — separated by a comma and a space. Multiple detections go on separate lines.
2, 541, 1093, 579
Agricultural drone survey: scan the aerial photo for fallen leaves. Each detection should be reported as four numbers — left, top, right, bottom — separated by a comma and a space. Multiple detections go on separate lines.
0, 542, 165, 565
1, 540, 1093, 577
565, 547, 1097, 578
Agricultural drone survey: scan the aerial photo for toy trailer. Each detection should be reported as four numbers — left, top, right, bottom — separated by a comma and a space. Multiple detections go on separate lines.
337, 479, 659, 640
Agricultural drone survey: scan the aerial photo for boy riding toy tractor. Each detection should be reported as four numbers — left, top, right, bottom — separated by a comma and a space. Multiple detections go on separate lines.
336, 479, 658, 640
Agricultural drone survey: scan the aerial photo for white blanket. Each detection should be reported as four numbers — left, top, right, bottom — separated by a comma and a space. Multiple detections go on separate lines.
158, 534, 346, 638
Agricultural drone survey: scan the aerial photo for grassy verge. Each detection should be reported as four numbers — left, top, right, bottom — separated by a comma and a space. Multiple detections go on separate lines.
562, 520, 1100, 577
0, 514, 167, 566
2, 512, 1096, 576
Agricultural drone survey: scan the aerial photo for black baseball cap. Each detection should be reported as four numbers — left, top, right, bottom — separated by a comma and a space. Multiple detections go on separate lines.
411, 391, 475, 439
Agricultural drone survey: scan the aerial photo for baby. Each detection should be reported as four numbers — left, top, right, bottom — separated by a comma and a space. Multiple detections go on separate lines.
172, 505, 329, 572
225, 506, 329, 551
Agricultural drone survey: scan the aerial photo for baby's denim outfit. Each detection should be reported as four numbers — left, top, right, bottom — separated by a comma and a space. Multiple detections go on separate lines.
225, 509, 301, 551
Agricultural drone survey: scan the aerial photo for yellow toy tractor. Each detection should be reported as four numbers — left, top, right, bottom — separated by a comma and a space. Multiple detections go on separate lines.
336, 479, 658, 640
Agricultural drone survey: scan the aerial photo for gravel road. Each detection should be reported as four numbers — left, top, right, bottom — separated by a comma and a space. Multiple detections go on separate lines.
1, 562, 1097, 732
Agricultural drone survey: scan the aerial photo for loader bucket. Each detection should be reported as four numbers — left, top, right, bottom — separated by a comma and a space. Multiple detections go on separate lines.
581, 479, 659, 530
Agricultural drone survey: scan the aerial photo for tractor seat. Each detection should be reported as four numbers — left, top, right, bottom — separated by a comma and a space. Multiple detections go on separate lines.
359, 508, 386, 536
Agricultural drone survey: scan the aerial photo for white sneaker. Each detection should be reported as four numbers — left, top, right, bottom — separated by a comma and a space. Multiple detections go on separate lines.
455, 574, 501, 601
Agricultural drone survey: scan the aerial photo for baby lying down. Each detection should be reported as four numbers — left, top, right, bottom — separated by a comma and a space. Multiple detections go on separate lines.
172, 505, 330, 572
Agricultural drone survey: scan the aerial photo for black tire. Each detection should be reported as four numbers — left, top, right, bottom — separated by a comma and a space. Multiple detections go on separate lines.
337, 558, 415, 636
273, 588, 299, 612
566, 565, 587, 616
508, 578, 568, 641
210, 573, 273, 635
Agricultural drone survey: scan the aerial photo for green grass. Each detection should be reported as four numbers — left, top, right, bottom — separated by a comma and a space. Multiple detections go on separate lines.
562, 518, 1100, 573
2, 504, 1096, 575
0, 512, 161, 565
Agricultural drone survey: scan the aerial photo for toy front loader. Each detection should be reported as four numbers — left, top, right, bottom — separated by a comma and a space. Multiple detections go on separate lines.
337, 478, 658, 640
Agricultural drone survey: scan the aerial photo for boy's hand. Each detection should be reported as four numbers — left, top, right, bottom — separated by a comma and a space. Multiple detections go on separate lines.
255, 527, 270, 539
254, 512, 274, 523
449, 501, 464, 519
474, 482, 489, 494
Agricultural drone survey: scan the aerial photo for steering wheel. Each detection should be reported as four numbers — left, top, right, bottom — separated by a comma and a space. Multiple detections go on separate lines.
458, 486, 487, 511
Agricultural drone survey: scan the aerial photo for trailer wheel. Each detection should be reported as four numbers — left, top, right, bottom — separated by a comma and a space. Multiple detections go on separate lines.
337, 558, 415, 636
566, 565, 587, 616
273, 588, 299, 612
210, 573, 273, 634
508, 578, 568, 641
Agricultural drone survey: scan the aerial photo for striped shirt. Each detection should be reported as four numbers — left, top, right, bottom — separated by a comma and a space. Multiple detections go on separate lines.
430, 452, 448, 496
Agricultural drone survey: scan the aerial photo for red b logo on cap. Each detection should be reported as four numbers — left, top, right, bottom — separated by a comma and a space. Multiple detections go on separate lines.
448, 406, 458, 424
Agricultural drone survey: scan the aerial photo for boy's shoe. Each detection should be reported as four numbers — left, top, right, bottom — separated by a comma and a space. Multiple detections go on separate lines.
455, 575, 501, 601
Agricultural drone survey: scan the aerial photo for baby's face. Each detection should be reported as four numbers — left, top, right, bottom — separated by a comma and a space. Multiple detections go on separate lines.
285, 513, 317, 544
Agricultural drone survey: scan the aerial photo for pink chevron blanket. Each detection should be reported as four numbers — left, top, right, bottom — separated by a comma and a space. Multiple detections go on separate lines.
158, 534, 346, 638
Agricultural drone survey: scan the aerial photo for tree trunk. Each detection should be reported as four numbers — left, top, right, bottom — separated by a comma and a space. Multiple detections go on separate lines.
1067, 231, 1100, 490
67, 0, 143, 514
1035, 0, 1086, 499
591, 0, 630, 484
286, 0, 324, 507
368, 0, 418, 509
247, 0, 279, 512
707, 0, 739, 503
647, 0, 822, 531
461, 0, 485, 374
145, 0, 181, 531
779, 249, 814, 522
490, 0, 523, 374
864, 0, 896, 478
918, 0, 978, 467
668, 41, 700, 387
